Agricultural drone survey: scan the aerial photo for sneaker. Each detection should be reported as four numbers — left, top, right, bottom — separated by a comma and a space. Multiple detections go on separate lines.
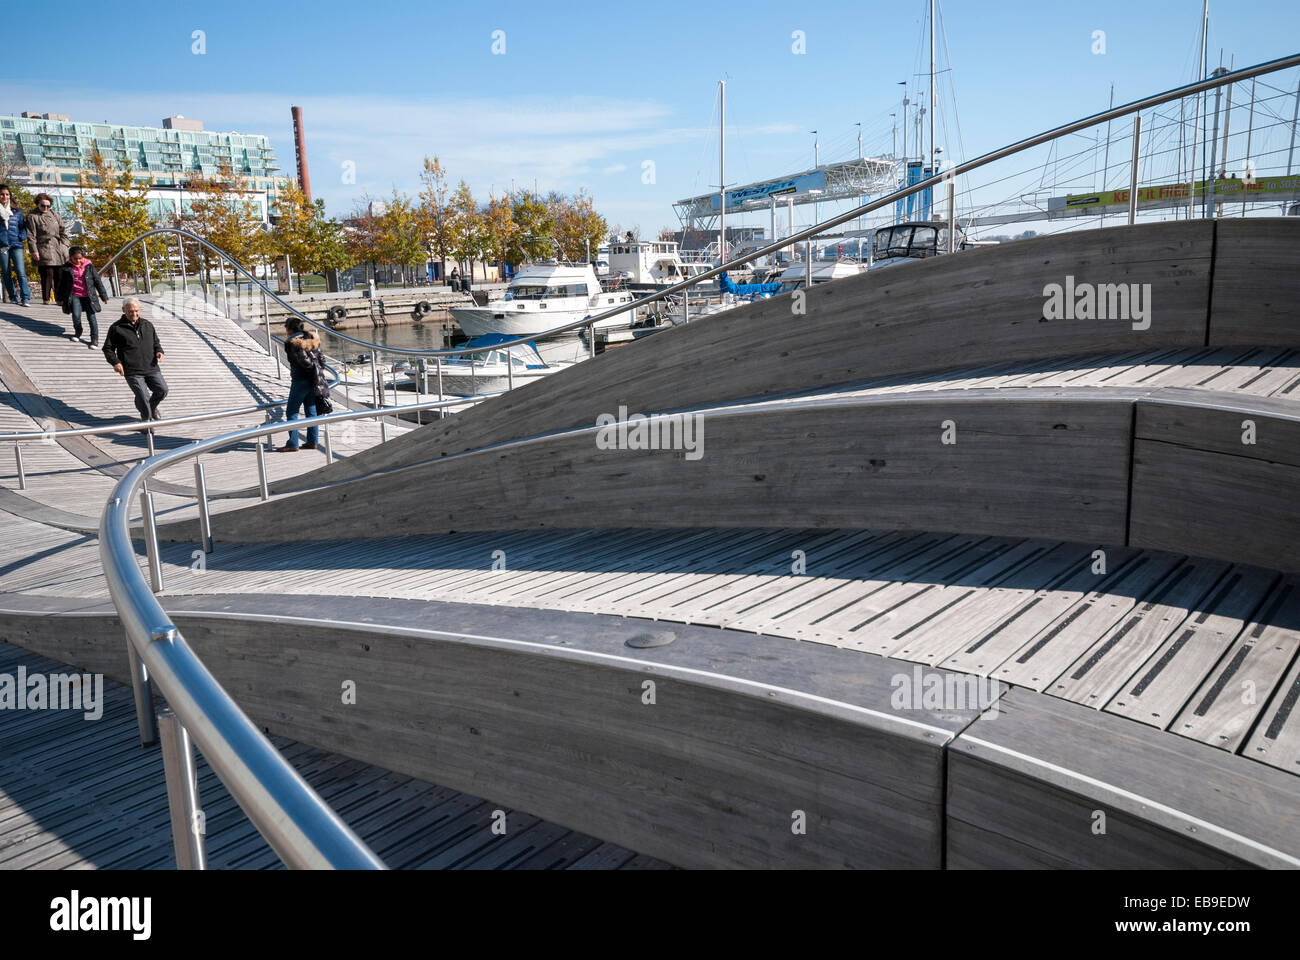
20, 300, 29, 308
275, 445, 299, 453
88, 339, 98, 348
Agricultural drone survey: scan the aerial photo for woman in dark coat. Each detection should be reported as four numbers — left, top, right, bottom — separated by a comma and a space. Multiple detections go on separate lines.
278, 316, 328, 451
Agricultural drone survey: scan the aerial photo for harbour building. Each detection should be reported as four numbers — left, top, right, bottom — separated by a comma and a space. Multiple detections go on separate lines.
0, 112, 294, 225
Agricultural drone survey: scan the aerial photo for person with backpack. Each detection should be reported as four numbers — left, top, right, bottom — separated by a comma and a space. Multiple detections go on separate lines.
278, 316, 328, 451
55, 245, 110, 346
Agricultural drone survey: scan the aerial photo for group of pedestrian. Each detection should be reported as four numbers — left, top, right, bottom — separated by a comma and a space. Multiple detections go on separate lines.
0, 183, 326, 445
0, 185, 71, 308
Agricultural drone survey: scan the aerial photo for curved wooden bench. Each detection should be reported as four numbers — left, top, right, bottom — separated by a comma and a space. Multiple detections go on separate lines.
269, 217, 1300, 493
195, 385, 1300, 573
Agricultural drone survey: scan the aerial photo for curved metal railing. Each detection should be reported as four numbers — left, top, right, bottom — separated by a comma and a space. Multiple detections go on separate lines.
101, 395, 483, 869
89, 52, 1300, 871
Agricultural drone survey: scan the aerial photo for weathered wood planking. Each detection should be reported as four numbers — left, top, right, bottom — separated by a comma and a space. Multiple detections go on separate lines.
1172, 579, 1300, 752
201, 390, 1137, 545
1208, 217, 1300, 345
948, 686, 1300, 869
1105, 565, 1280, 729
267, 219, 1222, 493
0, 639, 668, 869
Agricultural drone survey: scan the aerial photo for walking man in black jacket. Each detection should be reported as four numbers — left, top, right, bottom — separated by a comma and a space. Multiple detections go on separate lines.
102, 297, 168, 424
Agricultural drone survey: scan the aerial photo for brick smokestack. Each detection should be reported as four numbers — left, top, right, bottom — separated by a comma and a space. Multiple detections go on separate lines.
291, 105, 312, 204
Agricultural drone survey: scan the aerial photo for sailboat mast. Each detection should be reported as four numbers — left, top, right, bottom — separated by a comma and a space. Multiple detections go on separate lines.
929, 0, 936, 179
719, 79, 726, 265
1190, 0, 1208, 219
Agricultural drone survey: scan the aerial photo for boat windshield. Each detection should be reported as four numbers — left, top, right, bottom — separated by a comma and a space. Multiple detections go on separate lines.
504, 283, 589, 300
873, 224, 944, 260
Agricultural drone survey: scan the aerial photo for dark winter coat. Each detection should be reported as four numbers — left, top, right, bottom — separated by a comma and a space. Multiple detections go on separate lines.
103, 315, 165, 376
55, 261, 110, 314
0, 207, 25, 248
285, 330, 328, 395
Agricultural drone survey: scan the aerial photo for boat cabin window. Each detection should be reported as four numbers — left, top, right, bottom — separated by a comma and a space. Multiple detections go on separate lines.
505, 284, 587, 300
873, 224, 945, 260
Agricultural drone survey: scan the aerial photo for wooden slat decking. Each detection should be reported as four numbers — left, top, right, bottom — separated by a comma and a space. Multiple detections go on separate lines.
0, 639, 666, 869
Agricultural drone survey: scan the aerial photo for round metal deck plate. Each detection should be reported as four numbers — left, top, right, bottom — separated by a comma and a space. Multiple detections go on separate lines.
625, 630, 677, 649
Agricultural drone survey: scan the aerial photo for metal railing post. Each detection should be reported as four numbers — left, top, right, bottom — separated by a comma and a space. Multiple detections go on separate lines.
158, 708, 207, 870
435, 358, 445, 419
142, 240, 153, 295
946, 179, 956, 253
255, 436, 269, 501
112, 264, 121, 299
683, 289, 689, 325
262, 292, 282, 379
178, 235, 188, 294
193, 460, 212, 553
1128, 114, 1142, 226
140, 489, 164, 593
507, 350, 515, 392
218, 257, 229, 318
147, 428, 155, 458
13, 444, 25, 490
125, 637, 157, 746
323, 423, 333, 464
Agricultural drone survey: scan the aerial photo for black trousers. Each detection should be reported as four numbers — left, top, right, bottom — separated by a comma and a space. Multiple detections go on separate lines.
124, 370, 168, 421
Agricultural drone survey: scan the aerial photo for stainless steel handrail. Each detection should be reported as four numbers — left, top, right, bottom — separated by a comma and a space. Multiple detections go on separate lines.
0, 399, 283, 443
100, 395, 483, 870
99, 54, 1300, 362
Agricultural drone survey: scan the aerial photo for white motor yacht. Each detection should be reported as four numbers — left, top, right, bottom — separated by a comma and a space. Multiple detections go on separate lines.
607, 237, 712, 290
450, 263, 635, 338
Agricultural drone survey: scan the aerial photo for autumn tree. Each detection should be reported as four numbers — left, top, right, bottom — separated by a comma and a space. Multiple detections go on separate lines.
183, 159, 264, 283
447, 181, 486, 280
71, 150, 155, 280
417, 157, 455, 280
343, 199, 385, 284
555, 192, 608, 263
479, 190, 516, 267
506, 191, 555, 265
377, 191, 426, 286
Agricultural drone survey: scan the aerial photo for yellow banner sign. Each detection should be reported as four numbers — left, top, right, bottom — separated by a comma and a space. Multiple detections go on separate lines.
1065, 175, 1300, 208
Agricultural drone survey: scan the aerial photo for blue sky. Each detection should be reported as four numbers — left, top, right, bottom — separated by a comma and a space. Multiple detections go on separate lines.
5, 0, 1298, 234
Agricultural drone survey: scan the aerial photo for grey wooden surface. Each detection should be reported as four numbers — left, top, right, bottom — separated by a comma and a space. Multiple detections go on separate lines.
948, 686, 1300, 868
0, 639, 667, 869
257, 219, 1294, 502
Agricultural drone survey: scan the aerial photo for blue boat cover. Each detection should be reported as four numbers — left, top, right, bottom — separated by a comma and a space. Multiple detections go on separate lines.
718, 271, 782, 297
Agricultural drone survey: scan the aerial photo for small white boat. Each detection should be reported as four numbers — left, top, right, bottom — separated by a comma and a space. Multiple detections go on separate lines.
402, 335, 574, 395
607, 236, 713, 290
449, 263, 635, 338
774, 258, 869, 292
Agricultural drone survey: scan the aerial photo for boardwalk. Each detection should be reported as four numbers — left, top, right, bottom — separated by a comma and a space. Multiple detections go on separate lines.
0, 640, 666, 869
1, 218, 1298, 869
